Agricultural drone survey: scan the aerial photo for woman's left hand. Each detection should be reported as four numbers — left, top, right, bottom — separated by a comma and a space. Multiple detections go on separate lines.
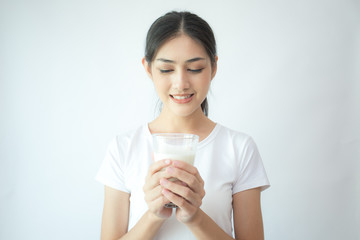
159, 160, 205, 223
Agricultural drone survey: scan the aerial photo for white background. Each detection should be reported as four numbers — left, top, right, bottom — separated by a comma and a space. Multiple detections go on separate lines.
1, 0, 359, 239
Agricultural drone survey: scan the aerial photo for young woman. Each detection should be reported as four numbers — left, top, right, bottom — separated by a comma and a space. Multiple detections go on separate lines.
96, 11, 270, 240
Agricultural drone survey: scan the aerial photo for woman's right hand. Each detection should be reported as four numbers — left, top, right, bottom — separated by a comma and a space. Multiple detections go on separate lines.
143, 159, 173, 220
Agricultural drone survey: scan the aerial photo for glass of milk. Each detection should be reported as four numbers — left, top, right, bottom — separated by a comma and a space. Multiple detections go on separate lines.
152, 133, 199, 208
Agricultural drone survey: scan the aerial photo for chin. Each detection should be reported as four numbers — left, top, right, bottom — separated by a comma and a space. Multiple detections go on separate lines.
170, 107, 203, 118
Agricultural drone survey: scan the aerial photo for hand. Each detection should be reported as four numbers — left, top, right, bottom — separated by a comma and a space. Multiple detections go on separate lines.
159, 160, 205, 223
143, 159, 173, 220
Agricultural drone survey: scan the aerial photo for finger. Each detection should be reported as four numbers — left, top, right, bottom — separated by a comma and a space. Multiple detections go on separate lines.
144, 159, 172, 191
160, 178, 202, 207
173, 179, 188, 187
144, 172, 161, 192
173, 161, 204, 184
144, 185, 163, 203
148, 192, 171, 208
148, 159, 172, 176
165, 166, 203, 194
147, 194, 172, 217
162, 188, 195, 212
144, 167, 177, 192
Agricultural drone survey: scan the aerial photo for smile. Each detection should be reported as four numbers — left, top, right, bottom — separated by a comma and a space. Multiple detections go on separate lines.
170, 94, 194, 103
171, 94, 194, 100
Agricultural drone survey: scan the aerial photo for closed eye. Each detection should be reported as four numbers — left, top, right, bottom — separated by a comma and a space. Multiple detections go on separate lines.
160, 69, 173, 73
188, 68, 204, 73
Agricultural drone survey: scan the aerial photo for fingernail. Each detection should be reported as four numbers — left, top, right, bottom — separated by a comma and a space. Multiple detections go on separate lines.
173, 160, 181, 166
165, 159, 171, 164
160, 178, 167, 185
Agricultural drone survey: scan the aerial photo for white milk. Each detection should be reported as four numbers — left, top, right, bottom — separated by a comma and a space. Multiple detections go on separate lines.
154, 152, 195, 182
153, 152, 195, 165
153, 141, 196, 165
152, 135, 198, 205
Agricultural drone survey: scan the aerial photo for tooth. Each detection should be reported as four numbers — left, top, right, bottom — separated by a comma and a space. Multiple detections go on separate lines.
173, 95, 191, 99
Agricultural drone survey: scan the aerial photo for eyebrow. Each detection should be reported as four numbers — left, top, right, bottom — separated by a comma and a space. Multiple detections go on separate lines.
156, 57, 206, 63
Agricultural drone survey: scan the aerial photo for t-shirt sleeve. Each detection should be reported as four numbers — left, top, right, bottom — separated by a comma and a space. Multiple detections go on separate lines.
95, 136, 130, 193
233, 137, 270, 194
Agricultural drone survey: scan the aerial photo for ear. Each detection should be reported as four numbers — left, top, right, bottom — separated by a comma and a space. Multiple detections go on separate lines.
211, 56, 218, 80
142, 57, 153, 80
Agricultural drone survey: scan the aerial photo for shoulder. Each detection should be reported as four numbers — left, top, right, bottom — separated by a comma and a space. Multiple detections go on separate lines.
216, 124, 254, 145
213, 124, 260, 157
109, 124, 150, 152
115, 124, 148, 142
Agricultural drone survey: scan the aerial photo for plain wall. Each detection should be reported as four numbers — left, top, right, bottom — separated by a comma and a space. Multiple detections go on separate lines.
0, 0, 359, 239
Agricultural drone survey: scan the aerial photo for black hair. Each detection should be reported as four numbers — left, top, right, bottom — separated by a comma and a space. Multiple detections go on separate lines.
145, 11, 217, 116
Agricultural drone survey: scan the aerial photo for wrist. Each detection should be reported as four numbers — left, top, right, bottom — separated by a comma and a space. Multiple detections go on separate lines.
146, 210, 167, 224
184, 209, 204, 228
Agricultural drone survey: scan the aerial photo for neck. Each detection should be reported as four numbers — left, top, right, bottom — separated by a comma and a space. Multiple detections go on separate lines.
148, 107, 216, 141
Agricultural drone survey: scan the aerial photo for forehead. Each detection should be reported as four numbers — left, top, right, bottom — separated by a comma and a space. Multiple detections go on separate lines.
154, 34, 209, 62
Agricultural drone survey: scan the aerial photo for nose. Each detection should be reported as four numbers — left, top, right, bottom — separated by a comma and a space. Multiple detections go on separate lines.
172, 69, 190, 90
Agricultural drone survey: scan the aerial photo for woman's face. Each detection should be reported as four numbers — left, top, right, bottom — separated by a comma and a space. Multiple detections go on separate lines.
144, 34, 217, 118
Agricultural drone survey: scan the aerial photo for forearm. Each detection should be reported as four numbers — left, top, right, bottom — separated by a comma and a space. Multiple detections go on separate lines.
185, 209, 234, 240
118, 211, 165, 240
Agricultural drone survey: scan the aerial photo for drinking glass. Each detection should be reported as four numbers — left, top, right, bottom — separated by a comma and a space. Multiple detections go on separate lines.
152, 133, 199, 208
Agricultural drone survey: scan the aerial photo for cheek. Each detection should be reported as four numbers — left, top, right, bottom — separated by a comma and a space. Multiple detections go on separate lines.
196, 75, 212, 88
153, 79, 170, 96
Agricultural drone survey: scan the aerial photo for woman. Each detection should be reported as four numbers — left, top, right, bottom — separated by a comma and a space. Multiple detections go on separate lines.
96, 11, 270, 240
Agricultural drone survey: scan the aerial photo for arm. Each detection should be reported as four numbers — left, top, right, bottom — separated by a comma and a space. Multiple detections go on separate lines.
159, 161, 265, 240
180, 188, 264, 240
233, 187, 264, 240
100, 186, 166, 240
159, 160, 234, 239
185, 209, 234, 240
100, 159, 174, 240
100, 186, 129, 239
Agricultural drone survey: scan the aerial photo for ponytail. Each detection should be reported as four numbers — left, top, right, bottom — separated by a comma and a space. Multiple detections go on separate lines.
201, 98, 209, 117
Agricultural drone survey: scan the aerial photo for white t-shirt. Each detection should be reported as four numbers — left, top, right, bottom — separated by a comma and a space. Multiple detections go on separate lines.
96, 123, 270, 239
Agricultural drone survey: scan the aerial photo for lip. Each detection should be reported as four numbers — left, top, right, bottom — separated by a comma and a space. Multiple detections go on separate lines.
170, 94, 194, 104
